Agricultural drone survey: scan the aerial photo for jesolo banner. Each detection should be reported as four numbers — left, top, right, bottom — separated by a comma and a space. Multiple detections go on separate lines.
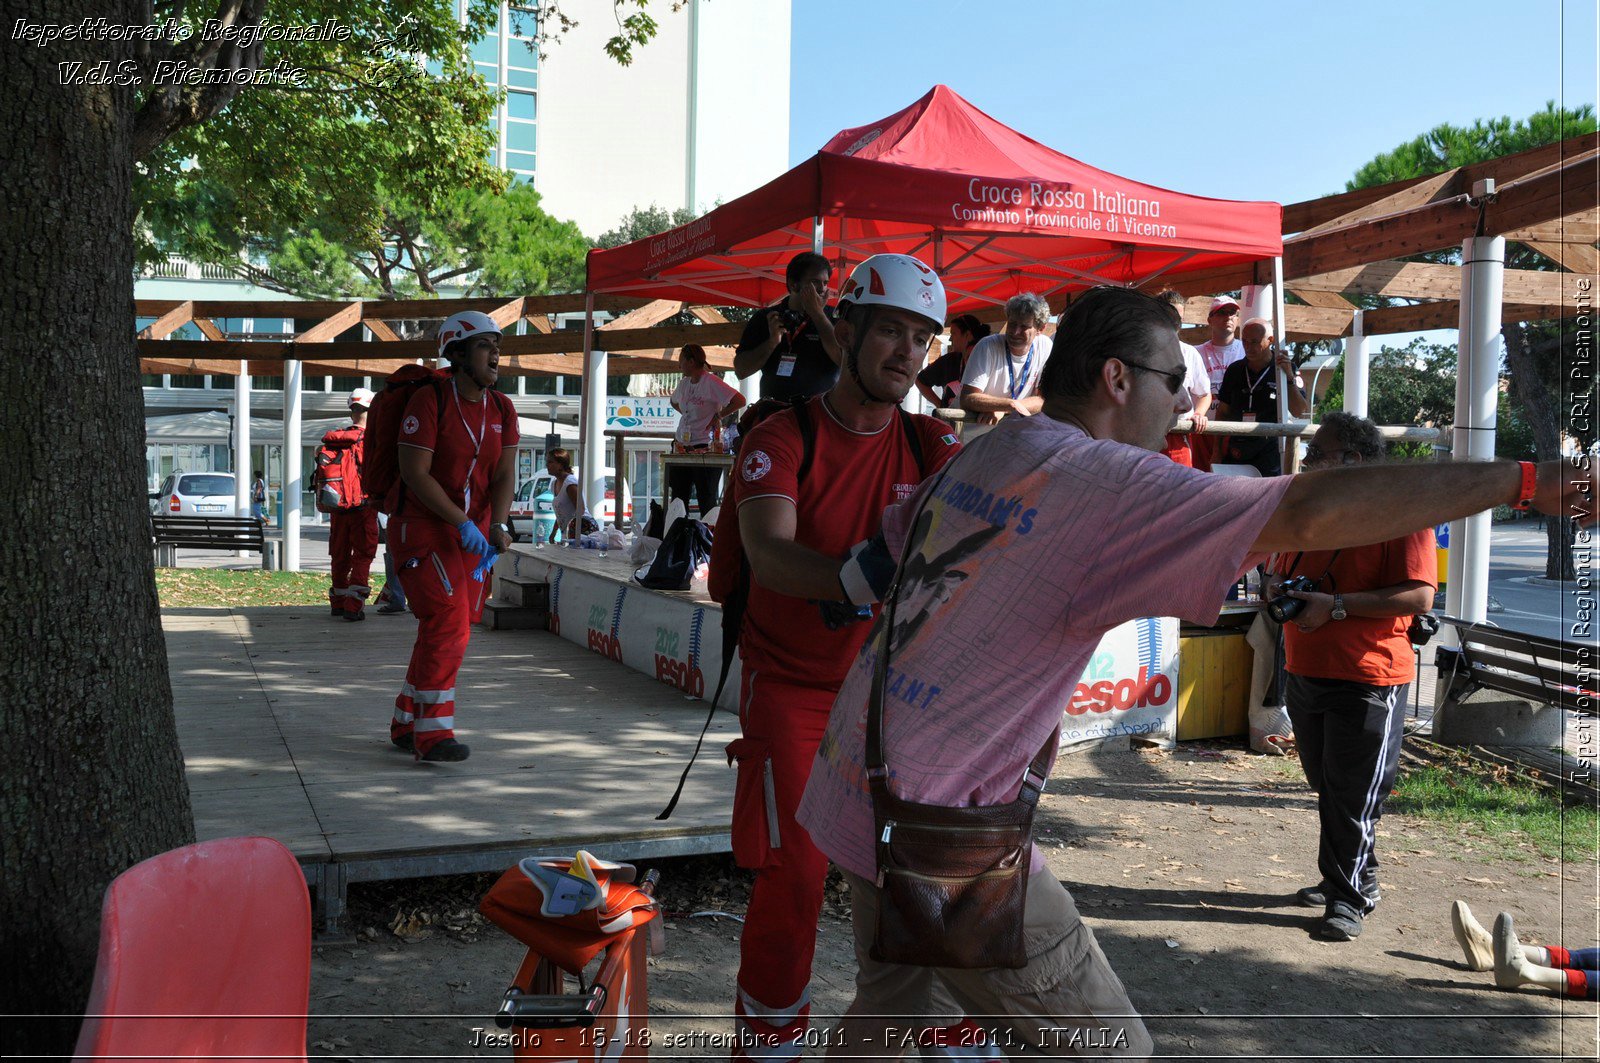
1059, 616, 1179, 750
533, 557, 739, 706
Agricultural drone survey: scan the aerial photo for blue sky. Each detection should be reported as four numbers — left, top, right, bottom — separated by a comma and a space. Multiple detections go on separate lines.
788, 0, 1596, 208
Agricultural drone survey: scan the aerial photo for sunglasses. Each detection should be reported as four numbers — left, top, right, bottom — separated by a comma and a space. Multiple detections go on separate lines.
1209, 307, 1238, 318
1118, 357, 1186, 395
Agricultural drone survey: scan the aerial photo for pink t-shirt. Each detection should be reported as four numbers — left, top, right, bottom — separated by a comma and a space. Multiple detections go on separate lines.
796, 414, 1292, 879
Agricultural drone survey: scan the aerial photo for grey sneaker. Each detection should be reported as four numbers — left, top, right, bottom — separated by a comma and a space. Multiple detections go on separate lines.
1318, 901, 1364, 941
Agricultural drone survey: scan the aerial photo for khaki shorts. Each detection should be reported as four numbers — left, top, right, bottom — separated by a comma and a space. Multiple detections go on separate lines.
839, 868, 1152, 1059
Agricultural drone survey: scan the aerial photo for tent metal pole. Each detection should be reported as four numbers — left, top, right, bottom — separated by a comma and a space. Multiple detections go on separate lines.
1445, 232, 1505, 630
1272, 256, 1291, 471
812, 215, 824, 256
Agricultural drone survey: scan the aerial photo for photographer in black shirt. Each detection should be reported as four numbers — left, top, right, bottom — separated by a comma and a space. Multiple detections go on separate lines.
735, 251, 844, 401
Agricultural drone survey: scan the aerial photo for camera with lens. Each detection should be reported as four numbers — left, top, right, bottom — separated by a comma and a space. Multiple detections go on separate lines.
773, 304, 807, 330
1267, 575, 1317, 623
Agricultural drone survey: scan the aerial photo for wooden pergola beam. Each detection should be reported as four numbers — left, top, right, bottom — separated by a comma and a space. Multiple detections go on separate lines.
192, 317, 226, 341
1299, 169, 1464, 238
131, 293, 651, 322
363, 318, 401, 342
1361, 300, 1572, 335
1290, 261, 1571, 307
600, 299, 684, 331
1523, 240, 1600, 276
1281, 132, 1599, 233
1284, 150, 1599, 279
138, 300, 194, 340
294, 302, 363, 344
137, 322, 746, 365
1503, 207, 1598, 242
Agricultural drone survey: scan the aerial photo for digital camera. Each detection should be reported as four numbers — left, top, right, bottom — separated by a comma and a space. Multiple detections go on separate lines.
1267, 575, 1317, 623
773, 304, 807, 330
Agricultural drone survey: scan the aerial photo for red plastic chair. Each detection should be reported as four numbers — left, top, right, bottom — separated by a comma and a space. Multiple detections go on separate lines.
73, 836, 310, 1063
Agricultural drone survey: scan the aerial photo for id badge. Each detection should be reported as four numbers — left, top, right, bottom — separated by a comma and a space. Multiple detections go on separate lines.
776, 354, 797, 377
1243, 412, 1258, 424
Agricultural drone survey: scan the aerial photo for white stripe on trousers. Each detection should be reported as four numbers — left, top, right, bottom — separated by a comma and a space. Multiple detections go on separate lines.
1347, 684, 1400, 910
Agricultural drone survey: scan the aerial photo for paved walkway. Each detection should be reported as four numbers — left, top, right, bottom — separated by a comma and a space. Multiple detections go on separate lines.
164, 603, 737, 927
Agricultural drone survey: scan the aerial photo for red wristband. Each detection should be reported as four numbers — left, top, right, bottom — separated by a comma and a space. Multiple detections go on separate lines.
1512, 461, 1538, 511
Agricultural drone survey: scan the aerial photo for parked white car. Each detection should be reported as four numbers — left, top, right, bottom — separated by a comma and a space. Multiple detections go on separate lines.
509, 469, 630, 541
150, 472, 238, 517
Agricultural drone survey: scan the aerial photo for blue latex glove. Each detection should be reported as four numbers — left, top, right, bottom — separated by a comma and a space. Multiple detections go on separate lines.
472, 549, 499, 583
837, 533, 896, 606
817, 600, 873, 630
456, 519, 491, 557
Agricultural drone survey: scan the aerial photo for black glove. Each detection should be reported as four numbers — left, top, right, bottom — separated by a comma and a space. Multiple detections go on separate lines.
816, 600, 873, 630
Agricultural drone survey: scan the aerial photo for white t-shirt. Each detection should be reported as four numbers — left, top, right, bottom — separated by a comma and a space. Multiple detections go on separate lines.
960, 333, 1050, 402
552, 472, 591, 528
1195, 338, 1244, 393
1176, 340, 1211, 415
670, 372, 741, 446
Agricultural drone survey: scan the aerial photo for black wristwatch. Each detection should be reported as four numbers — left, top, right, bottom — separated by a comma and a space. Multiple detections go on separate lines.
492, 522, 512, 537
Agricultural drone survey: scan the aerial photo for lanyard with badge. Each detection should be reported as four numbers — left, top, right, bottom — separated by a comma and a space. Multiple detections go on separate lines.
451, 379, 487, 511
1003, 341, 1033, 400
1241, 362, 1274, 423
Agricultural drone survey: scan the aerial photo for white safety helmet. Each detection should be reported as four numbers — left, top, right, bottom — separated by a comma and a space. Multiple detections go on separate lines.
436, 310, 502, 359
349, 387, 375, 409
836, 253, 947, 330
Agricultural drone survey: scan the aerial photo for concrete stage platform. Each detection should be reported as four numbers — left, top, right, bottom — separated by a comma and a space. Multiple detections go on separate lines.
164, 605, 738, 932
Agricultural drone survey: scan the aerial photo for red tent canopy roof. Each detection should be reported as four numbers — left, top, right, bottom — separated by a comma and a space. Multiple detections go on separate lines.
587, 85, 1281, 313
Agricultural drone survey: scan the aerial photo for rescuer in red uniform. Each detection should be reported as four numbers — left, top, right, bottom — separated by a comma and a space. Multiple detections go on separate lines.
726, 254, 966, 1059
325, 387, 379, 620
388, 311, 519, 763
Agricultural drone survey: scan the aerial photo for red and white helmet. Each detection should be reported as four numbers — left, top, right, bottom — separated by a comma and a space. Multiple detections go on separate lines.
348, 387, 375, 409
436, 310, 502, 359
836, 253, 946, 329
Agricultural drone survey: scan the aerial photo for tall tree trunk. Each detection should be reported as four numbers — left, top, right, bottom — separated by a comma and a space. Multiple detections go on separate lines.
1503, 322, 1577, 580
1, 4, 195, 1055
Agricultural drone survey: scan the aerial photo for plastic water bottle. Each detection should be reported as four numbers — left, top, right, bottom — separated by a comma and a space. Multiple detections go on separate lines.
598, 523, 610, 560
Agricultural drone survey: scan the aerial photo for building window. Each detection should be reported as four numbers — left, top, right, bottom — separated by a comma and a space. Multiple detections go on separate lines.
505, 150, 536, 171
507, 89, 536, 120
506, 121, 537, 153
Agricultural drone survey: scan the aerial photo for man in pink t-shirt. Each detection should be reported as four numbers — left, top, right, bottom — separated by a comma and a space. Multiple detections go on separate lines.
797, 286, 1594, 1059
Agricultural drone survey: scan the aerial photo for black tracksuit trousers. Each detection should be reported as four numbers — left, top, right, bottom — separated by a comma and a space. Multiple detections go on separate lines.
1286, 673, 1408, 914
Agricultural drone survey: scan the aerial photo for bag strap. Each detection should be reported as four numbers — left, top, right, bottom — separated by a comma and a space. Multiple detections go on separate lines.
864, 462, 1052, 809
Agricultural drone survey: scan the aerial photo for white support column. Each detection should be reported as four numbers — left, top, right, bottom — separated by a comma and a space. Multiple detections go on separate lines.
1445, 234, 1505, 626
812, 216, 824, 256
283, 358, 303, 572
580, 292, 607, 523
234, 362, 252, 556
1344, 309, 1369, 416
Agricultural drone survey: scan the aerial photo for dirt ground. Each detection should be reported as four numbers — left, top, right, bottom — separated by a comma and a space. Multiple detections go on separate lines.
307, 741, 1598, 1061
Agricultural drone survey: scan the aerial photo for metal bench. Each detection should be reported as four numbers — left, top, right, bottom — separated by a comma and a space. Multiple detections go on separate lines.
1432, 619, 1593, 748
151, 515, 275, 569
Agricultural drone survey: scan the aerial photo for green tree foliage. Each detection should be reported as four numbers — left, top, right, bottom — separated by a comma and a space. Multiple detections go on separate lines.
1346, 103, 1596, 579
239, 182, 589, 300
1314, 338, 1536, 461
596, 202, 699, 249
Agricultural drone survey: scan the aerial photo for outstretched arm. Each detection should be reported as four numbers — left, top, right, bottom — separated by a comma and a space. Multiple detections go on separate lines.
1253, 459, 1593, 555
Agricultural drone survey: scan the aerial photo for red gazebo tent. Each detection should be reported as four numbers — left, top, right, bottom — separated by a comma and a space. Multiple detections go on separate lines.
586, 85, 1283, 311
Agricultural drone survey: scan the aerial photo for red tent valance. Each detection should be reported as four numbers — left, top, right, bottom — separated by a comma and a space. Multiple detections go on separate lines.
587, 85, 1282, 313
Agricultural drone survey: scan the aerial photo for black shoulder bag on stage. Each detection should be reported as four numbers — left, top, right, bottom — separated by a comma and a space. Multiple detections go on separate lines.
865, 469, 1051, 971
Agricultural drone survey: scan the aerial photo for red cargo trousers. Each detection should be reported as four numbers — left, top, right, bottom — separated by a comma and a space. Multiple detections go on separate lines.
389, 515, 490, 758
329, 505, 379, 616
